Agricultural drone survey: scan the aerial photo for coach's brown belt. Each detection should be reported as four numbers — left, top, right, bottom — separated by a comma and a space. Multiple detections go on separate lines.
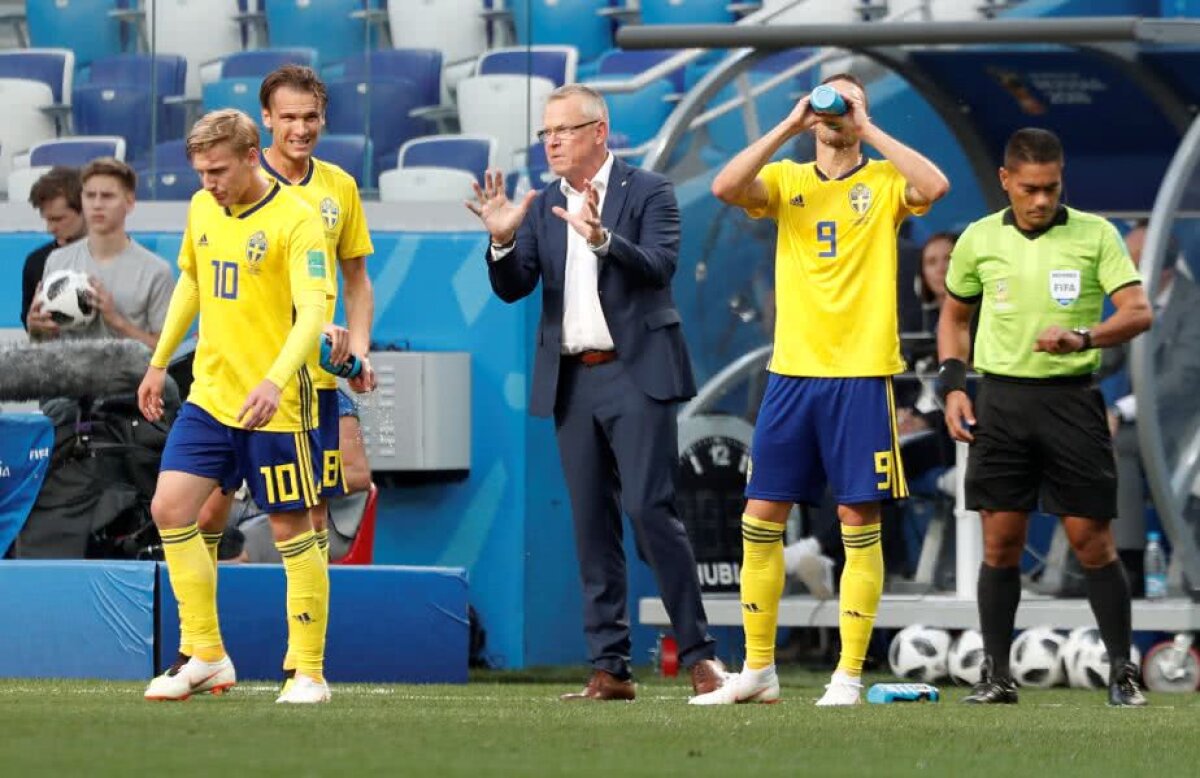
570, 350, 618, 367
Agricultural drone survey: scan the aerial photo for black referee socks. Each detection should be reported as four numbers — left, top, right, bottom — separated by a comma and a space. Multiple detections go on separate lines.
1084, 560, 1133, 664
977, 563, 1022, 677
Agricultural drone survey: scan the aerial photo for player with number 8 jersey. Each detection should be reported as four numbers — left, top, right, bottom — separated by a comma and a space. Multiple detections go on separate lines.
691, 73, 948, 707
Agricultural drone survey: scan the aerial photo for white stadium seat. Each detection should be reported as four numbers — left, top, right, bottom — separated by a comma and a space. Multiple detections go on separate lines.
378, 167, 478, 203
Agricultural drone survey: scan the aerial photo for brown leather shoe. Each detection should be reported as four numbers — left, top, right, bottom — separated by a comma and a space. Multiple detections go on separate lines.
560, 669, 636, 701
689, 658, 728, 695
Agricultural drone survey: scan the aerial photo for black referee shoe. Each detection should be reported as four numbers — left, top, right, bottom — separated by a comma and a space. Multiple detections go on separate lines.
1108, 660, 1148, 707
962, 658, 1018, 704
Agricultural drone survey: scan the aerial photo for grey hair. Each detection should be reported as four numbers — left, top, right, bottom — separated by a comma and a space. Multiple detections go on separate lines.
547, 83, 609, 123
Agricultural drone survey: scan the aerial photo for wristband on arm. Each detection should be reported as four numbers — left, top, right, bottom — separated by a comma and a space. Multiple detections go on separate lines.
937, 358, 968, 401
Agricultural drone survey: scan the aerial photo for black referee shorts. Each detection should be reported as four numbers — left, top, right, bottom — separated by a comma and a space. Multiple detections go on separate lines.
965, 374, 1116, 520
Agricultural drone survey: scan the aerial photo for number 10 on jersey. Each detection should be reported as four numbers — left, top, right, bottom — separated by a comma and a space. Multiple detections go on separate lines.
816, 221, 838, 258
211, 260, 238, 300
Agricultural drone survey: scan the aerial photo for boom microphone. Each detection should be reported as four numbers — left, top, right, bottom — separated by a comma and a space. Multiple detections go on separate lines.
0, 338, 153, 402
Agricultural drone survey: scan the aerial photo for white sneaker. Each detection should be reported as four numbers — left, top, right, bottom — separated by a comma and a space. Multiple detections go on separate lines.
815, 671, 863, 706
275, 673, 331, 704
688, 664, 780, 705
144, 656, 236, 701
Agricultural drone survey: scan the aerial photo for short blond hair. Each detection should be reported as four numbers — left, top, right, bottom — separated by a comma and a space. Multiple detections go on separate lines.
547, 83, 608, 123
186, 109, 261, 159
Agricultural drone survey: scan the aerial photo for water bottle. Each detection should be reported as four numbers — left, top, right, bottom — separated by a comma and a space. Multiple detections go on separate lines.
318, 334, 362, 379
866, 682, 940, 704
810, 84, 847, 116
1145, 531, 1168, 600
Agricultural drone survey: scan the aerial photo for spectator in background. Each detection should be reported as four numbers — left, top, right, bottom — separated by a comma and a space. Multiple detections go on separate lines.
29, 158, 173, 348
915, 231, 957, 335
21, 167, 85, 329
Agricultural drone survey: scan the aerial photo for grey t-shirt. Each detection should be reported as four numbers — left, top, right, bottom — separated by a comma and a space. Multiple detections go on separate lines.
43, 237, 174, 340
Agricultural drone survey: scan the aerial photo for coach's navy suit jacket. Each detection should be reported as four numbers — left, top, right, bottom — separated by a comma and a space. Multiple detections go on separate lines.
486, 156, 697, 418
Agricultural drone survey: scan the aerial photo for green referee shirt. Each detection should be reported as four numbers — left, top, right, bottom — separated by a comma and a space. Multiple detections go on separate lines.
945, 205, 1142, 378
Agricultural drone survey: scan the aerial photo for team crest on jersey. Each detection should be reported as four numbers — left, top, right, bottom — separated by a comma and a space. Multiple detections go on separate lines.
1049, 269, 1081, 307
319, 197, 340, 231
245, 231, 268, 274
848, 183, 872, 215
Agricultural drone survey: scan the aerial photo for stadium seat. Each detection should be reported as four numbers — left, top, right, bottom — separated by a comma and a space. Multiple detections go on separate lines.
511, 0, 614, 64
324, 76, 432, 178
388, 0, 488, 74
342, 49, 443, 114
637, 0, 735, 25
331, 483, 378, 565
0, 78, 58, 195
262, 0, 383, 68
202, 77, 269, 138
457, 74, 555, 170
88, 54, 189, 141
589, 77, 675, 151
144, 0, 244, 99
0, 48, 74, 106
505, 141, 551, 195
477, 46, 578, 88
397, 134, 495, 184
136, 139, 190, 175
595, 48, 687, 93
135, 165, 201, 201
378, 167, 477, 204
72, 85, 155, 163
28, 136, 127, 166
25, 0, 132, 72
219, 47, 319, 79
314, 134, 372, 188
6, 165, 53, 204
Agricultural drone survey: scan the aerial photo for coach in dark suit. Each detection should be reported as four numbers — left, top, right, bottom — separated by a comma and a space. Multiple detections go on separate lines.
466, 84, 725, 701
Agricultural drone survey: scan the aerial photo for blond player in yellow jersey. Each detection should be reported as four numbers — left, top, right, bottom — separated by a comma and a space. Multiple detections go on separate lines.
137, 109, 332, 703
692, 73, 949, 706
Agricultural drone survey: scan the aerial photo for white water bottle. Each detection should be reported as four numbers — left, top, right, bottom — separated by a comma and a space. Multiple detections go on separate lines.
1144, 531, 1168, 600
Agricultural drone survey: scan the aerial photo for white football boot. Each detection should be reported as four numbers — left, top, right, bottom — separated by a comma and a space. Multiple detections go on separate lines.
688, 664, 781, 705
275, 673, 331, 704
144, 655, 236, 701
815, 671, 863, 706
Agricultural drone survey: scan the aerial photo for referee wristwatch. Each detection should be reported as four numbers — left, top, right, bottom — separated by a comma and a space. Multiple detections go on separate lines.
1071, 327, 1094, 351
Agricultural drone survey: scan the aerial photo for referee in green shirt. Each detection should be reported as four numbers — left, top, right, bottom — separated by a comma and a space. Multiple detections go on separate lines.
938, 128, 1153, 707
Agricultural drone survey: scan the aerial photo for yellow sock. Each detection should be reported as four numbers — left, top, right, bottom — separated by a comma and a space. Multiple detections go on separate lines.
741, 515, 785, 670
315, 528, 329, 564
201, 531, 223, 567
276, 530, 329, 683
836, 522, 884, 677
161, 525, 224, 663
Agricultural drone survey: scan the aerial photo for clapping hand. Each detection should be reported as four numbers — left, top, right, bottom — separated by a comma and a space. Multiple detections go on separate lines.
465, 169, 537, 246
551, 181, 605, 246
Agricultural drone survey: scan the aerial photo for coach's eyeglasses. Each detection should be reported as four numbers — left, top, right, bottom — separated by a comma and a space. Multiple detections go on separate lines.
536, 120, 600, 144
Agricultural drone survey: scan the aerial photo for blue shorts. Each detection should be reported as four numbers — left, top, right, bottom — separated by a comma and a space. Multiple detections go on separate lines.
746, 374, 908, 506
317, 388, 349, 498
160, 402, 322, 513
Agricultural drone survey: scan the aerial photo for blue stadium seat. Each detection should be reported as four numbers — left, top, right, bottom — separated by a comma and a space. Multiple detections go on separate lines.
220, 48, 319, 79
476, 46, 578, 87
28, 136, 127, 166
511, 1, 614, 64
0, 48, 74, 105
262, 0, 384, 67
638, 0, 734, 25
314, 133, 372, 188
202, 77, 269, 138
397, 134, 495, 184
595, 49, 686, 93
504, 141, 550, 195
26, 0, 134, 72
135, 165, 201, 201
89, 54, 189, 140
341, 49, 442, 112
590, 77, 674, 151
143, 138, 190, 169
324, 77, 432, 178
72, 85, 155, 163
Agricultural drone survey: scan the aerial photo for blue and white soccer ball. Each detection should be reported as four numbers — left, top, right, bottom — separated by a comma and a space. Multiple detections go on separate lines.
948, 629, 986, 686
1010, 626, 1066, 688
38, 269, 96, 329
889, 625, 951, 683
1062, 626, 1142, 689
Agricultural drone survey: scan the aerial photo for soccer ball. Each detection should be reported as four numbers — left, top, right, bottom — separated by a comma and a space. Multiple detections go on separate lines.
38, 269, 96, 329
1062, 626, 1141, 688
889, 625, 951, 682
948, 629, 986, 686
1010, 627, 1066, 688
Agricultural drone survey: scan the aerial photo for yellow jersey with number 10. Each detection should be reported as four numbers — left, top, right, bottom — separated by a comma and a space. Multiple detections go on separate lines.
180, 181, 328, 432
261, 153, 374, 390
748, 158, 927, 377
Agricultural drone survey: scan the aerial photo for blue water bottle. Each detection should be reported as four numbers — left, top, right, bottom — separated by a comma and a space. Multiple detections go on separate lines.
319, 334, 362, 379
810, 84, 847, 116
1145, 531, 1168, 600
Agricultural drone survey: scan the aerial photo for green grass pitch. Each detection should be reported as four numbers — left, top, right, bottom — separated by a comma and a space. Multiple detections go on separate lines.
1, 668, 1196, 776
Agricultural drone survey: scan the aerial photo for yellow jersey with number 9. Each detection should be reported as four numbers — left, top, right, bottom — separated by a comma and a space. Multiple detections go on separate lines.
261, 153, 374, 390
748, 158, 927, 377
179, 181, 328, 432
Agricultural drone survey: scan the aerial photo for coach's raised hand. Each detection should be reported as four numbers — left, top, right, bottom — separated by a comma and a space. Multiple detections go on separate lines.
465, 168, 537, 246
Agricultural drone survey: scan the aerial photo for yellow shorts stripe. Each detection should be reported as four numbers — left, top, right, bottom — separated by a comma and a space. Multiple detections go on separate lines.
884, 377, 909, 499
293, 432, 319, 508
